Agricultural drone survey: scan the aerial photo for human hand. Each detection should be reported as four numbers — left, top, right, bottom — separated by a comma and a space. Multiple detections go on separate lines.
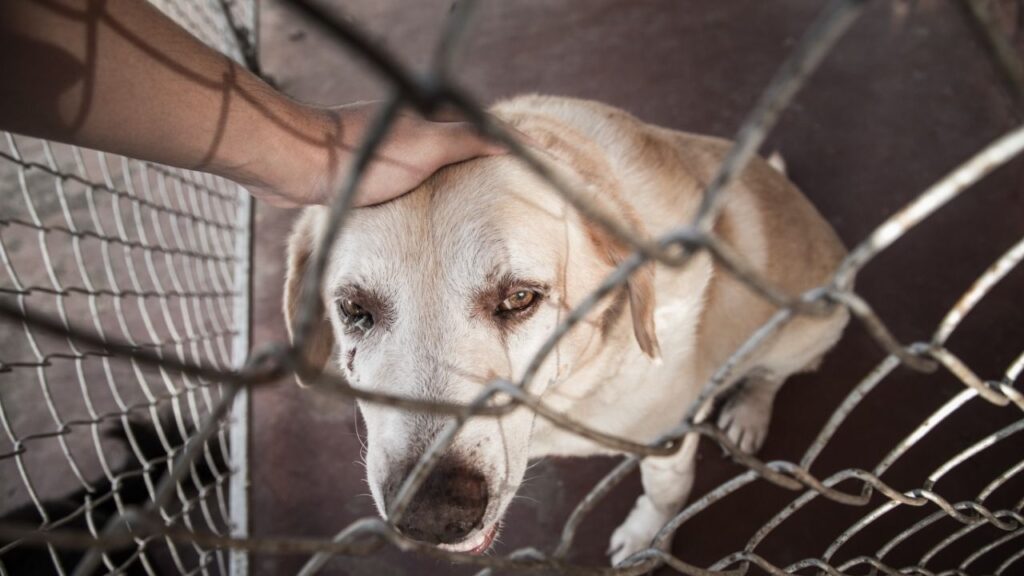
0, 2, 504, 211
245, 101, 507, 208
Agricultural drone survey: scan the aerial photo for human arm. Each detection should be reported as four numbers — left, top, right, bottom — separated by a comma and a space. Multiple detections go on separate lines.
0, 0, 503, 206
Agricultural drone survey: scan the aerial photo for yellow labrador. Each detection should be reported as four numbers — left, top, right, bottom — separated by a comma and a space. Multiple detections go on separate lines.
283, 95, 848, 563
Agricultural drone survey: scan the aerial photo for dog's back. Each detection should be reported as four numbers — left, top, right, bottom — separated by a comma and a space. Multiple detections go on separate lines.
493, 94, 848, 392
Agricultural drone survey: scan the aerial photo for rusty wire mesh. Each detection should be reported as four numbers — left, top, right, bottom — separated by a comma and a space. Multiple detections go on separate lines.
1, 0, 1023, 575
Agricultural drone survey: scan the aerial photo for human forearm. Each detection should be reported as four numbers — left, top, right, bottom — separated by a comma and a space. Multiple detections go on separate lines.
0, 0, 325, 188
0, 0, 505, 206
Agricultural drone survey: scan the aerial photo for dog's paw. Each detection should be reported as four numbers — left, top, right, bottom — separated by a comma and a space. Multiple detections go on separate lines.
607, 495, 671, 566
717, 387, 772, 454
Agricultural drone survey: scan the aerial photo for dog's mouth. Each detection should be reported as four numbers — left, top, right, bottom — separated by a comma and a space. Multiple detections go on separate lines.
438, 523, 499, 555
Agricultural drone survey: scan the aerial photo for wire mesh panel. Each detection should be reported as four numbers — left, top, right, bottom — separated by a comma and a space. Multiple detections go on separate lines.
1, 0, 1023, 575
0, 1, 255, 575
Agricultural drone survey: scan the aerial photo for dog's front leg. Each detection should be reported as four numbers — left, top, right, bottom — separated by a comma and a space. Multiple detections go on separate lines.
608, 432, 699, 565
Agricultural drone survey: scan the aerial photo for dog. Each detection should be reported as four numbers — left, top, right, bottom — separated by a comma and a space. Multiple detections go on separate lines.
283, 95, 849, 564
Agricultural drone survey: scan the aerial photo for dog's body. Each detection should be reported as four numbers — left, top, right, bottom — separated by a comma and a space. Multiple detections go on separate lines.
285, 95, 848, 563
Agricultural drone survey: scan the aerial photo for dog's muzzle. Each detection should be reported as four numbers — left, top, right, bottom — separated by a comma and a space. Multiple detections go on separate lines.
388, 458, 489, 545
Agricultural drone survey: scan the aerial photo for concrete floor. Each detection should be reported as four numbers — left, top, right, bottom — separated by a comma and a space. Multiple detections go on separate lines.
249, 1, 1024, 575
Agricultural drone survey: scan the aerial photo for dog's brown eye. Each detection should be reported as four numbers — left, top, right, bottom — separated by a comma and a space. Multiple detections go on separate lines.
339, 298, 374, 332
496, 290, 537, 314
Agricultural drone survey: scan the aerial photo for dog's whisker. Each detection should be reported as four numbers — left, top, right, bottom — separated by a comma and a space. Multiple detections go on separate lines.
525, 458, 546, 472
510, 494, 540, 506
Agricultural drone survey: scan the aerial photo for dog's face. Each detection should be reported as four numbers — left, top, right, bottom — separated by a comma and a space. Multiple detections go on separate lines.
284, 145, 658, 553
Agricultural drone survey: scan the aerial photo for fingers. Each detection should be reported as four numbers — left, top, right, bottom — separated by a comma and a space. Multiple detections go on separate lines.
272, 103, 529, 208
433, 121, 507, 165
417, 103, 534, 153
424, 103, 470, 122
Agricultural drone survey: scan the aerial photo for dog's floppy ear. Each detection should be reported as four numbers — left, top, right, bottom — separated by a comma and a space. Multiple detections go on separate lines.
502, 110, 662, 359
283, 208, 336, 387
583, 218, 662, 360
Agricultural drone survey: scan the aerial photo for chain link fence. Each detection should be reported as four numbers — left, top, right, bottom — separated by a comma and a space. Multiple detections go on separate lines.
1, 0, 1023, 575
0, 1, 255, 575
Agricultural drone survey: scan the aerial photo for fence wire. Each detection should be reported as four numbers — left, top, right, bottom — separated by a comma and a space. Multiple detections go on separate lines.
0, 1, 255, 575
0, 0, 1022, 575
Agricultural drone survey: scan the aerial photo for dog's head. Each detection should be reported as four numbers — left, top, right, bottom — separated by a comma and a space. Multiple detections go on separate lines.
282, 108, 659, 553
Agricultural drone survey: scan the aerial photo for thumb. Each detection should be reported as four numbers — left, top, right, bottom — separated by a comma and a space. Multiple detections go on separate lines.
433, 121, 507, 165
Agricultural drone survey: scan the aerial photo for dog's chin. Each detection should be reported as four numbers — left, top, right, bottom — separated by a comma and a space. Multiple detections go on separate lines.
437, 522, 499, 555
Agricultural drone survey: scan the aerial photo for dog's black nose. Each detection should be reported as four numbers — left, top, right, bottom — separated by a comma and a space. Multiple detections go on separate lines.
390, 460, 488, 544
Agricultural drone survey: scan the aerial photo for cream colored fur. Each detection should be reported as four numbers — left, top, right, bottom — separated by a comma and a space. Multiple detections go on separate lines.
283, 95, 849, 564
